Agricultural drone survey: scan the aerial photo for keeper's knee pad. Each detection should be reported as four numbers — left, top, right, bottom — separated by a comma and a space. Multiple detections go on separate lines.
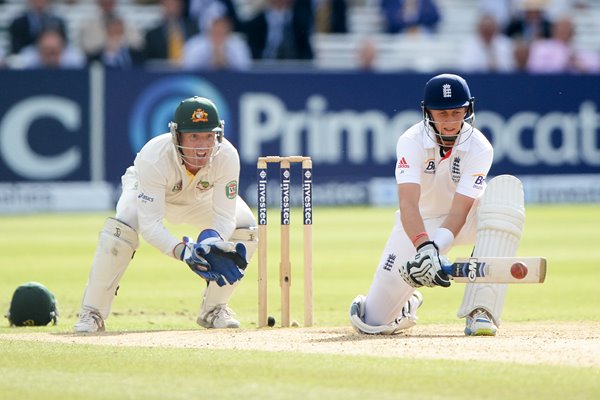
230, 227, 258, 262
81, 218, 139, 319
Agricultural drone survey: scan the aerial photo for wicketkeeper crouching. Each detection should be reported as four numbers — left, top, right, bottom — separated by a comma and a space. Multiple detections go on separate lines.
74, 96, 257, 333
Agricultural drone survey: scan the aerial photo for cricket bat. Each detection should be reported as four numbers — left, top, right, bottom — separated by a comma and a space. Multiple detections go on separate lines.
441, 257, 547, 284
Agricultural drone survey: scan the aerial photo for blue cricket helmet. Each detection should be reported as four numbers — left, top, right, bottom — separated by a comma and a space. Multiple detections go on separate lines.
421, 74, 476, 148
422, 73, 473, 110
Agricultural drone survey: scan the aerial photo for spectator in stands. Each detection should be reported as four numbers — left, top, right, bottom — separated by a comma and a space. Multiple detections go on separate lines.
356, 37, 377, 71
504, 0, 552, 42
315, 0, 348, 33
512, 39, 530, 71
459, 14, 515, 73
78, 0, 143, 58
479, 0, 515, 29
546, 0, 588, 20
0, 47, 6, 69
185, 0, 241, 32
88, 16, 146, 69
526, 16, 600, 74
243, 0, 314, 60
182, 15, 251, 70
144, 0, 199, 67
380, 0, 441, 34
8, 0, 68, 55
17, 28, 85, 69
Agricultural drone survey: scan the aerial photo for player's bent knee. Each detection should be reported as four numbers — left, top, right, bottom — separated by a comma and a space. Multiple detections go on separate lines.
82, 218, 140, 318
230, 227, 258, 262
349, 295, 402, 335
101, 217, 140, 251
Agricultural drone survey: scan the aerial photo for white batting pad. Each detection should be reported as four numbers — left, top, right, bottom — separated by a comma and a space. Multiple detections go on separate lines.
457, 175, 525, 324
81, 218, 139, 319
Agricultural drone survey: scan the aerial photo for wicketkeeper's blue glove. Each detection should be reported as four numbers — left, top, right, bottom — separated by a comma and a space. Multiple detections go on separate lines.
179, 236, 221, 282
187, 229, 248, 286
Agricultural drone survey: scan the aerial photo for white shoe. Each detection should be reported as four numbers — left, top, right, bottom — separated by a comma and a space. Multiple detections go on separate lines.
74, 309, 105, 333
197, 304, 240, 329
395, 290, 424, 330
464, 308, 497, 336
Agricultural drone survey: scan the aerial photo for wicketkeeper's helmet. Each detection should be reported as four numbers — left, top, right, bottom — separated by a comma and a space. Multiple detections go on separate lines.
169, 96, 224, 141
169, 96, 225, 168
6, 282, 58, 326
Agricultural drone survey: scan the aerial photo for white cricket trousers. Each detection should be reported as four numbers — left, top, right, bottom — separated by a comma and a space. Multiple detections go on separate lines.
363, 205, 479, 326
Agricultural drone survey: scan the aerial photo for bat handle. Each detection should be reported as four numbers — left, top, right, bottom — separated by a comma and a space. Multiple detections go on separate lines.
441, 264, 453, 276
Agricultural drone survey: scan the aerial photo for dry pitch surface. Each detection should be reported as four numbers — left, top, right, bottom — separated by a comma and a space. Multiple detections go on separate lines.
2, 322, 599, 368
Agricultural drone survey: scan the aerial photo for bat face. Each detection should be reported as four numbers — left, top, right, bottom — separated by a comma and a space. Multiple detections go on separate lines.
442, 257, 546, 284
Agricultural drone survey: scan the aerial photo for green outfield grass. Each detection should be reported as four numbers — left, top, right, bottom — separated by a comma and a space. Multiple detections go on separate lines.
1, 205, 599, 399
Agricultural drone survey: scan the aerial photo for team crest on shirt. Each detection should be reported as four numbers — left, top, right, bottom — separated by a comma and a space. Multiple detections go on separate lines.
191, 108, 209, 123
172, 180, 182, 192
196, 180, 212, 191
451, 156, 461, 182
226, 180, 238, 199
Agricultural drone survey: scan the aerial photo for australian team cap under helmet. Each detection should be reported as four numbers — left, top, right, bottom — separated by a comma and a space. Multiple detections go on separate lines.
172, 96, 223, 133
422, 74, 473, 110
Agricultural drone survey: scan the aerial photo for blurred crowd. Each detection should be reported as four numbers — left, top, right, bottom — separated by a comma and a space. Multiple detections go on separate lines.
0, 0, 598, 74
458, 0, 600, 74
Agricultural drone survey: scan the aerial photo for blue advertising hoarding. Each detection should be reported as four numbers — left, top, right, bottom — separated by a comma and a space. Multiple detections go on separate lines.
103, 70, 600, 203
0, 68, 598, 208
0, 70, 91, 182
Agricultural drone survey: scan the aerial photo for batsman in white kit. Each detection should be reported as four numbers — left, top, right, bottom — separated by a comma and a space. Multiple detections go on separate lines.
350, 74, 525, 336
74, 96, 257, 333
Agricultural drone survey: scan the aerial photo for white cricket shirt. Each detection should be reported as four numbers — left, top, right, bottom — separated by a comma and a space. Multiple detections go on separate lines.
395, 122, 493, 219
131, 133, 240, 255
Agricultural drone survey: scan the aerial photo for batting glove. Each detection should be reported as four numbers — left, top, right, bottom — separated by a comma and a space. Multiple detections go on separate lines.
399, 241, 451, 288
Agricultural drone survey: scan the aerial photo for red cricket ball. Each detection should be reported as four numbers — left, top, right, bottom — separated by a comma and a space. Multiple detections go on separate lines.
510, 262, 528, 279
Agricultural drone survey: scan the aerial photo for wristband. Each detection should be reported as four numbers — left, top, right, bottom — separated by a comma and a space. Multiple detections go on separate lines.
431, 227, 454, 254
411, 231, 428, 246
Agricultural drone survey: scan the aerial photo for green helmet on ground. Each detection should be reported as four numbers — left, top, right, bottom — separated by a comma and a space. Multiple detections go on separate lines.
6, 282, 58, 326
170, 96, 224, 140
